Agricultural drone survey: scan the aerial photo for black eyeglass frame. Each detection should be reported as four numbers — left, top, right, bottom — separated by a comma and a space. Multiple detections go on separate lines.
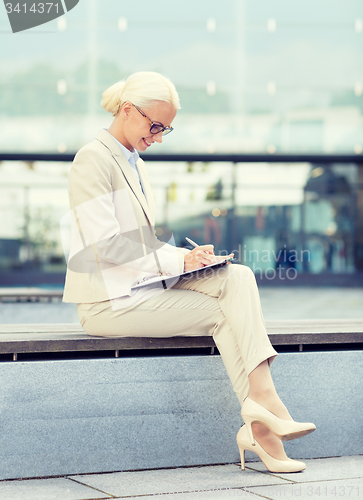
132, 103, 174, 136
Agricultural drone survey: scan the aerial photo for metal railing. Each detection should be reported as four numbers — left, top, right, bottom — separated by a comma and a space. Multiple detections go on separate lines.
1, 152, 362, 163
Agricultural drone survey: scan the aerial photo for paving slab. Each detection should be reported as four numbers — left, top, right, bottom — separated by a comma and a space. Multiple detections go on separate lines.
70, 464, 288, 498
0, 477, 111, 500
247, 455, 363, 482
112, 488, 257, 499
0, 301, 78, 324
246, 477, 363, 500
2, 458, 362, 500
259, 288, 363, 320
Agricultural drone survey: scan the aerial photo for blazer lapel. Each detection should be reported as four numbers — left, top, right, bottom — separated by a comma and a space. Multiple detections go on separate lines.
137, 159, 156, 227
95, 130, 154, 226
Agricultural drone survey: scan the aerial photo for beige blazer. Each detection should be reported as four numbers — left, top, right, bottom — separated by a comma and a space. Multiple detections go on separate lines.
62, 129, 188, 307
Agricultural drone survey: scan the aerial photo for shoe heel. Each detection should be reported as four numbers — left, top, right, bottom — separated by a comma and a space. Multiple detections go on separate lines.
237, 425, 306, 473
242, 417, 256, 446
238, 444, 246, 471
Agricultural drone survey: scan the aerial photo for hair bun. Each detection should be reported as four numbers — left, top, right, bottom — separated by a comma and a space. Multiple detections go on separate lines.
101, 80, 126, 115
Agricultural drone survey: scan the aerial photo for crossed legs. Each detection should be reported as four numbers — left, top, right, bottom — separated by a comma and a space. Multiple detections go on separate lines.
79, 264, 294, 460
174, 264, 293, 459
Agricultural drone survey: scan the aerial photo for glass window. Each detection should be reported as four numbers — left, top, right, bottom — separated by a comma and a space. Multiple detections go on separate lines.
1, 0, 362, 153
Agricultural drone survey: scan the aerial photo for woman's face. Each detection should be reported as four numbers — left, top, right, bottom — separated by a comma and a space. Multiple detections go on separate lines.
119, 100, 177, 152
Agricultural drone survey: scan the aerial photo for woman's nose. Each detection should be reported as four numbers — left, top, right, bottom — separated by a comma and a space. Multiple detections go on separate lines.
154, 131, 163, 143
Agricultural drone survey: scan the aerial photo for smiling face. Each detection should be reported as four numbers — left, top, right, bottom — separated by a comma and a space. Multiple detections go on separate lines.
112, 100, 177, 152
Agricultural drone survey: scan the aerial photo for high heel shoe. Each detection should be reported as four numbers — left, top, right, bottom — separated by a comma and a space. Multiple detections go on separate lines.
236, 425, 306, 473
241, 397, 316, 445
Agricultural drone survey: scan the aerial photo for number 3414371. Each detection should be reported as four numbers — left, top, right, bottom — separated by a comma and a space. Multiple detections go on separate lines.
5, 3, 60, 14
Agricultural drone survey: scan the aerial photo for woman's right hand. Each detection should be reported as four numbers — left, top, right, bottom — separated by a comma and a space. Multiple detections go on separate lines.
183, 244, 216, 272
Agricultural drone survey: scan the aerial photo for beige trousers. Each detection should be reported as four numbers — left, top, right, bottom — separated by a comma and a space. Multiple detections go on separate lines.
77, 264, 277, 406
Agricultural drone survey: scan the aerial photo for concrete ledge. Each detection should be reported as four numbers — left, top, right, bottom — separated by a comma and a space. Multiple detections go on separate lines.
0, 320, 362, 357
0, 350, 362, 480
0, 287, 63, 302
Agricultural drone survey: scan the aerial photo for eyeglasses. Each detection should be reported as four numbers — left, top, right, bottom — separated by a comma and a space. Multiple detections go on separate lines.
132, 103, 174, 136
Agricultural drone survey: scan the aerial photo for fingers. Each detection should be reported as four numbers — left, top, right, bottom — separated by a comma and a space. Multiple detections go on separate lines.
187, 245, 215, 266
227, 253, 235, 263
214, 253, 234, 262
184, 247, 214, 271
198, 244, 214, 254
183, 246, 234, 272
192, 247, 215, 265
214, 256, 225, 263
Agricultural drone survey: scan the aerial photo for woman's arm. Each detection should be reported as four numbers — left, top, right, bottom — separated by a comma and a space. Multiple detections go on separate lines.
67, 144, 185, 279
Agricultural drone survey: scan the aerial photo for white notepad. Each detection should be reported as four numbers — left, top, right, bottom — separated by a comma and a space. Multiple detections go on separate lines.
132, 257, 234, 289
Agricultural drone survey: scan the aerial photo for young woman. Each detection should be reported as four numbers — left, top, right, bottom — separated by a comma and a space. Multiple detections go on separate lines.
63, 71, 315, 473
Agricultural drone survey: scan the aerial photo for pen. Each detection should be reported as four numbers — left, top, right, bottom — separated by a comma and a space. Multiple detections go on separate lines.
185, 237, 199, 248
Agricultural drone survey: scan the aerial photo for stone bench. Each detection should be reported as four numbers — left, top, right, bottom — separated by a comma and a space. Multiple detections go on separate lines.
1, 319, 362, 360
0, 320, 362, 481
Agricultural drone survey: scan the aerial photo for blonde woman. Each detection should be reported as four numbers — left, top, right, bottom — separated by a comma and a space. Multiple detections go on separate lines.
63, 71, 315, 473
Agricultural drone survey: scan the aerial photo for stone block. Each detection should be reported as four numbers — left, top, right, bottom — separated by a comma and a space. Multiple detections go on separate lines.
0, 350, 361, 480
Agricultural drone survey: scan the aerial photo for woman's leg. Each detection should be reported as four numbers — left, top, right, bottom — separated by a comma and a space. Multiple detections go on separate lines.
248, 360, 292, 460
174, 264, 278, 404
78, 287, 224, 338
174, 264, 294, 460
176, 265, 293, 416
79, 265, 276, 407
248, 360, 291, 421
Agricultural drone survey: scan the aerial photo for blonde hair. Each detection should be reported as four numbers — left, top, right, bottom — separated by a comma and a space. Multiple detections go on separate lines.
101, 71, 180, 116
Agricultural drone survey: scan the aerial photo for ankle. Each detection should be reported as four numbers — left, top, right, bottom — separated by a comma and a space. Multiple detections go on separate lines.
247, 388, 278, 404
251, 422, 270, 438
246, 392, 293, 422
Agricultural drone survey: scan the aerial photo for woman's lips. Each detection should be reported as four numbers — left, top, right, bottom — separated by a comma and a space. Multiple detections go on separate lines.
143, 138, 151, 147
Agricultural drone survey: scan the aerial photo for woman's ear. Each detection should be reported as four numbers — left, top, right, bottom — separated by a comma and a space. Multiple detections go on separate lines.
122, 101, 132, 117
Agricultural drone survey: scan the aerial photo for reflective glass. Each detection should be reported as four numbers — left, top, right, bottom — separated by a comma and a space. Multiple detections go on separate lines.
1, 0, 362, 153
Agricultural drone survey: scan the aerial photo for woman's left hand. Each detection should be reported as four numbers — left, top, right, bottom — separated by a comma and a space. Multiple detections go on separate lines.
213, 254, 234, 264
